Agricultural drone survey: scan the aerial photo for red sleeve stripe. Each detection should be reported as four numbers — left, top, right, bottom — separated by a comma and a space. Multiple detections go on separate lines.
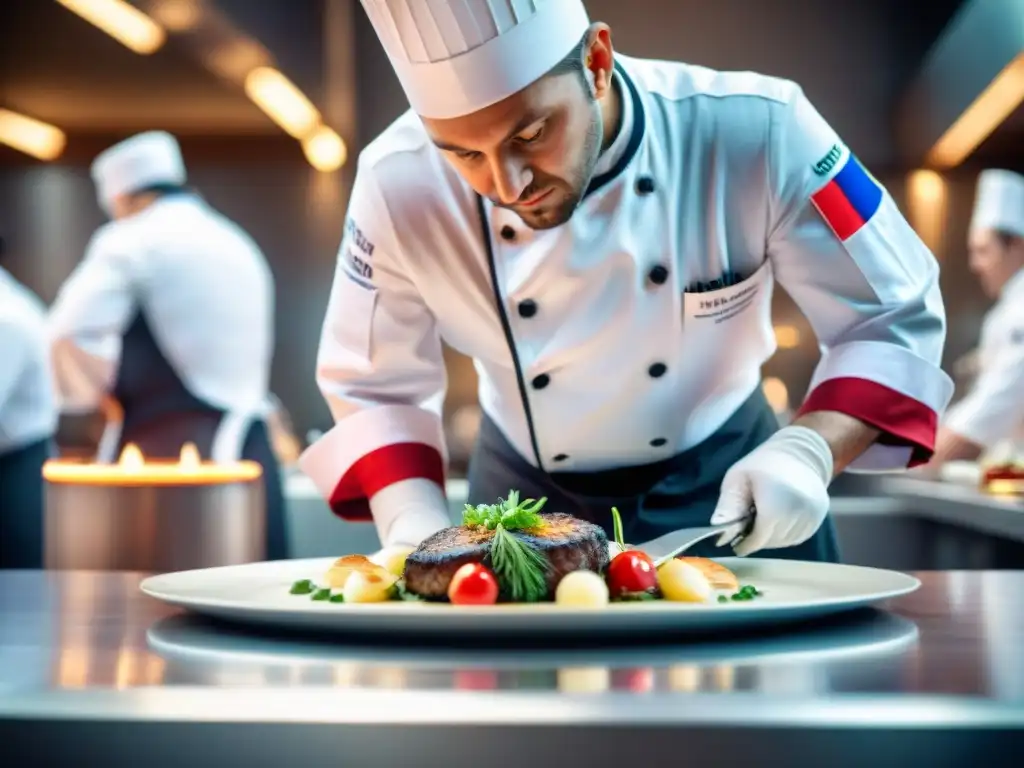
797, 376, 938, 467
327, 442, 446, 521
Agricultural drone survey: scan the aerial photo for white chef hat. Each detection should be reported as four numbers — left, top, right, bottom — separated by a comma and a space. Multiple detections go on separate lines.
90, 131, 187, 214
970, 169, 1024, 239
360, 0, 591, 119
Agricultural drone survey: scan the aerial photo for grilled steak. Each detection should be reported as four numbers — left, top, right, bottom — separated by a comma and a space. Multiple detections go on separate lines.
403, 513, 609, 600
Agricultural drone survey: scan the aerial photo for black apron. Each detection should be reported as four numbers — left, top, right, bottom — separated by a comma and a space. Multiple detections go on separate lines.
0, 437, 53, 569
468, 380, 839, 564
109, 312, 288, 560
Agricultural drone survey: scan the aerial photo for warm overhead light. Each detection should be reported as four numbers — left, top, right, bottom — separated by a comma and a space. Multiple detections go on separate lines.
302, 125, 347, 172
244, 67, 322, 139
204, 41, 270, 84
55, 0, 166, 55
926, 53, 1024, 168
148, 0, 201, 32
0, 109, 66, 161
906, 170, 948, 254
773, 324, 801, 349
762, 377, 790, 416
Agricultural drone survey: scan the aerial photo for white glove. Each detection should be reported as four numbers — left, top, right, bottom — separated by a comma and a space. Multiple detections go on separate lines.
370, 477, 453, 548
710, 425, 833, 556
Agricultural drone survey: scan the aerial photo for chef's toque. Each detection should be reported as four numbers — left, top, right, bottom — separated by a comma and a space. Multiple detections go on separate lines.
359, 0, 591, 119
971, 169, 1024, 239
91, 131, 187, 214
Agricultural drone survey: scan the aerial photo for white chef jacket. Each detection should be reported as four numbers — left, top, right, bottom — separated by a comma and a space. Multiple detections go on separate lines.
48, 194, 275, 422
944, 268, 1024, 447
301, 54, 954, 519
0, 267, 58, 456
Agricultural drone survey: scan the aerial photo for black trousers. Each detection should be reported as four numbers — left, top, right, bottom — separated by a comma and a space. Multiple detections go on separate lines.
467, 388, 840, 562
0, 438, 53, 569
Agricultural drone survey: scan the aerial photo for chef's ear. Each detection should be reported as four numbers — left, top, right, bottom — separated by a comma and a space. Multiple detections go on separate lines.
583, 23, 614, 99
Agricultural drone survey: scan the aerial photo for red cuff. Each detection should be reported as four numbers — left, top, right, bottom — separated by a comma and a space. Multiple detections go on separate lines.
797, 377, 938, 467
327, 442, 446, 521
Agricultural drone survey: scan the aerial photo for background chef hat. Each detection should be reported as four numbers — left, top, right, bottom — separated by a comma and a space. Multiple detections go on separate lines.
90, 131, 187, 214
360, 0, 591, 119
971, 169, 1024, 239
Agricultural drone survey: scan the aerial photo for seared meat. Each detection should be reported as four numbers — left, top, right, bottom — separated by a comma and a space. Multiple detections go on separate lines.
403, 512, 609, 600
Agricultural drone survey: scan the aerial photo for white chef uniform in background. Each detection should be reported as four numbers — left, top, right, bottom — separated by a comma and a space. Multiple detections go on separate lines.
47, 131, 288, 559
301, 0, 952, 556
938, 169, 1024, 462
0, 242, 58, 569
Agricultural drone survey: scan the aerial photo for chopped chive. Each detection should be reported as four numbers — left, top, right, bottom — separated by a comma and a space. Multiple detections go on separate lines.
290, 579, 315, 595
311, 588, 331, 601
329, 594, 345, 603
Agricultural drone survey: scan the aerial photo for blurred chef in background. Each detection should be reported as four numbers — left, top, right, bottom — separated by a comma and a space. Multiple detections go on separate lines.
47, 131, 288, 559
0, 233, 58, 568
300, 0, 952, 561
930, 169, 1024, 468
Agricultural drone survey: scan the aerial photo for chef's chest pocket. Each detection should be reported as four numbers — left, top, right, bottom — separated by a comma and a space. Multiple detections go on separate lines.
331, 273, 378, 371
682, 260, 775, 361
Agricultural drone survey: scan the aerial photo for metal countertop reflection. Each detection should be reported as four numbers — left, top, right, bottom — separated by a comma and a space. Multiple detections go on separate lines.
1, 570, 1023, 725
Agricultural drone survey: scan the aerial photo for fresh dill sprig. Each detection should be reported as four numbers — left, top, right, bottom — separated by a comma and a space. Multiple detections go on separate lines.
489, 523, 549, 603
462, 489, 547, 531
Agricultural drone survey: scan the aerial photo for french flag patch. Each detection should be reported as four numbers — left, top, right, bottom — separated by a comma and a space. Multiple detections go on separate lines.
810, 154, 883, 241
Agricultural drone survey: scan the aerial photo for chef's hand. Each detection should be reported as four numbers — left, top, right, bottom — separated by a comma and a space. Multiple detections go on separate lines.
709, 425, 833, 556
370, 477, 452, 549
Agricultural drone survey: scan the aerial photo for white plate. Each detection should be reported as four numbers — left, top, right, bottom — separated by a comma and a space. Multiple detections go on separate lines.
139, 557, 920, 640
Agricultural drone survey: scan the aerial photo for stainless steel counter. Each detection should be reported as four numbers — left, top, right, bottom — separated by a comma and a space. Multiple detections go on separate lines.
1, 570, 1023, 766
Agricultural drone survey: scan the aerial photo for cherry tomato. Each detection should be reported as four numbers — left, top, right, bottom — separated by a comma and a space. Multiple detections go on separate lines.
607, 551, 658, 597
448, 563, 499, 605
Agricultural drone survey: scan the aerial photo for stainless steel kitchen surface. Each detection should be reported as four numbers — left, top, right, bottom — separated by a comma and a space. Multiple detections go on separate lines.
829, 478, 1024, 571
1, 569, 1022, 766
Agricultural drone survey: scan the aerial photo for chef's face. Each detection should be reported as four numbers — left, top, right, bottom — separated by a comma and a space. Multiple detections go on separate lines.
968, 228, 1024, 298
421, 25, 614, 230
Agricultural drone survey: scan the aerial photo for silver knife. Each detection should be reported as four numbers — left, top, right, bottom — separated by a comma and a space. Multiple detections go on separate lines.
634, 508, 756, 567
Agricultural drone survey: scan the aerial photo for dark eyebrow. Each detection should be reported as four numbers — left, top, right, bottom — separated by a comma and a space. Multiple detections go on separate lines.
431, 111, 547, 154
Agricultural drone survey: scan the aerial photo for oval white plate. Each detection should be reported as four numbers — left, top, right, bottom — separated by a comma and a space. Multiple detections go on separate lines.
139, 557, 920, 640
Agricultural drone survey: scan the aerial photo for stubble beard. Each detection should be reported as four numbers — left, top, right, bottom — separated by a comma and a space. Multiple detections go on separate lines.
518, 100, 604, 231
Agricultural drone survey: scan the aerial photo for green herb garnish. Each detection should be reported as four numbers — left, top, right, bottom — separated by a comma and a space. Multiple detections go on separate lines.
611, 507, 626, 550
723, 585, 762, 602
489, 524, 549, 603
329, 593, 345, 603
462, 491, 549, 603
391, 579, 424, 602
311, 588, 331, 601
290, 579, 315, 595
463, 489, 547, 531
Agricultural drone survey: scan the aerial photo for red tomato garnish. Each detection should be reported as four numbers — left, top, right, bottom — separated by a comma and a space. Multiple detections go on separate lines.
613, 667, 656, 693
607, 551, 658, 597
448, 563, 499, 605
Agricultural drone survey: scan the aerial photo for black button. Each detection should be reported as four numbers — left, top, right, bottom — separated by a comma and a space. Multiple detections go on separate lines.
518, 299, 538, 318
648, 362, 667, 378
553, 453, 569, 462
648, 264, 669, 285
532, 373, 550, 390
650, 437, 668, 447
636, 176, 655, 195
500, 225, 516, 241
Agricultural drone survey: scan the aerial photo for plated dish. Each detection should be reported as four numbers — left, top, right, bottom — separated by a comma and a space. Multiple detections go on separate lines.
139, 492, 921, 640
289, 493, 759, 608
